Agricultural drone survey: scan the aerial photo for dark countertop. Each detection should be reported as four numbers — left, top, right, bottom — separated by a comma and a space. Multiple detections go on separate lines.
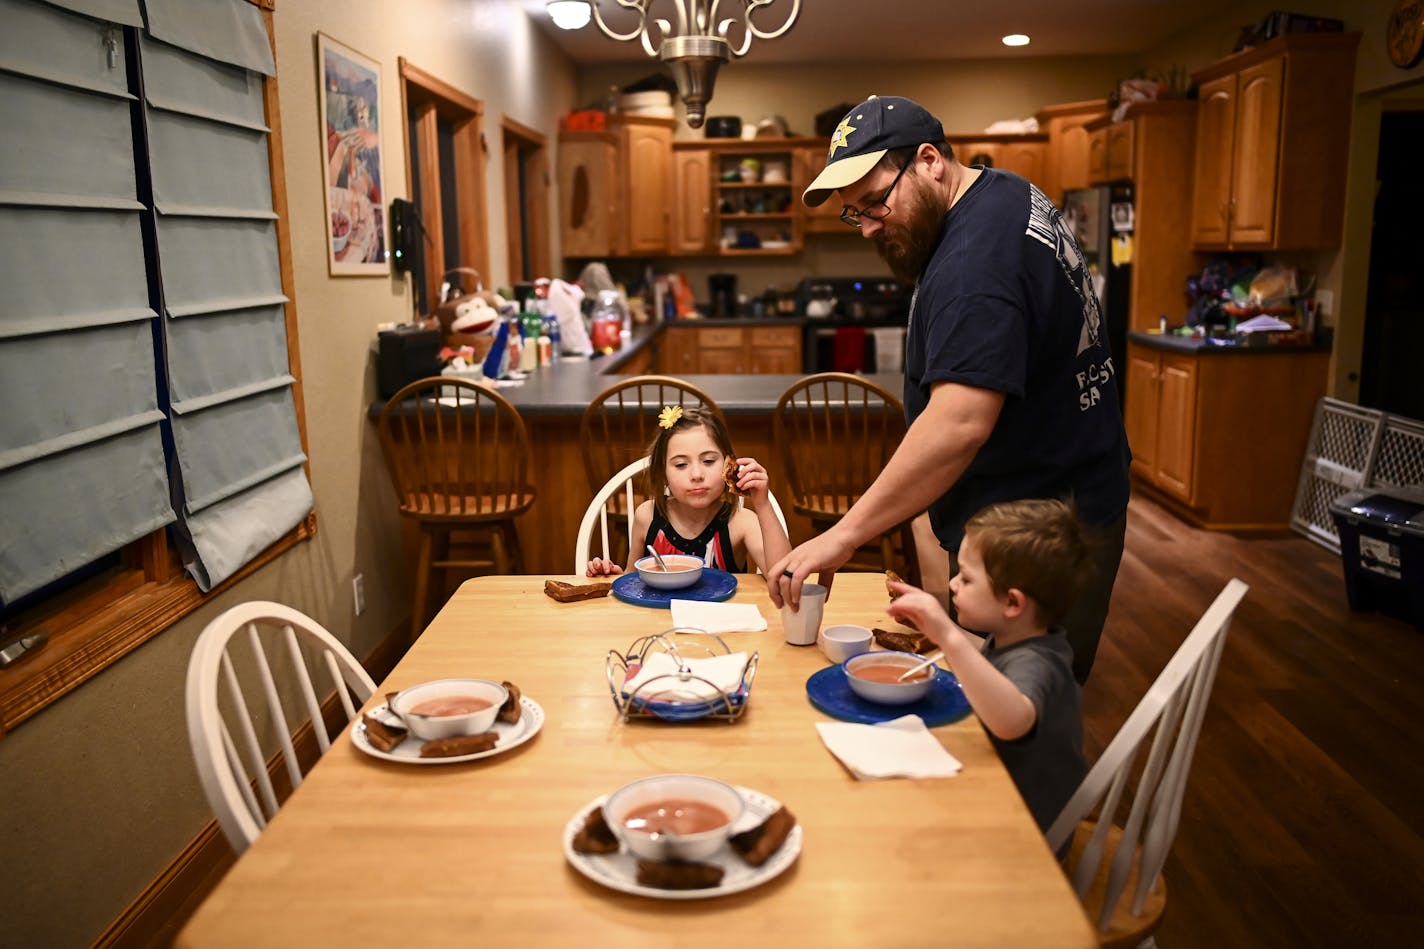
1126, 329, 1332, 355
370, 319, 905, 419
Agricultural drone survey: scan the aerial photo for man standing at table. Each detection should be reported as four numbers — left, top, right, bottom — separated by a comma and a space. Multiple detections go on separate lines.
769, 95, 1130, 684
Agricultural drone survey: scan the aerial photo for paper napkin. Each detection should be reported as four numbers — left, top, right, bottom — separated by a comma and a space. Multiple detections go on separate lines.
622, 651, 750, 701
670, 599, 768, 634
815, 714, 963, 780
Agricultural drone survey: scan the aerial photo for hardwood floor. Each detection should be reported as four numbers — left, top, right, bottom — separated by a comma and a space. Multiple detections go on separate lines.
1083, 493, 1424, 947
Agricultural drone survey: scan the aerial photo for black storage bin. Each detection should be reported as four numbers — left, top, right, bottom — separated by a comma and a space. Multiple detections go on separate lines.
377, 324, 441, 399
1329, 489, 1424, 630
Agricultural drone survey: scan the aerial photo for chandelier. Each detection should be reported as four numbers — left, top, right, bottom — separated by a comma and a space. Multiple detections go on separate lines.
548, 1, 801, 128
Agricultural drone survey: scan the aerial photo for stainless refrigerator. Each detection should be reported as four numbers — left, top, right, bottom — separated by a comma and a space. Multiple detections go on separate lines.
1061, 183, 1133, 373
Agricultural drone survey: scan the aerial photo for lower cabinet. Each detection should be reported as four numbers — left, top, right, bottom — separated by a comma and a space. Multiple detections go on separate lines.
1123, 340, 1329, 530
654, 324, 802, 375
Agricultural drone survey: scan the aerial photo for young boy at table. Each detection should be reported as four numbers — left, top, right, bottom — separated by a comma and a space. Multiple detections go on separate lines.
886, 498, 1093, 833
585, 406, 791, 578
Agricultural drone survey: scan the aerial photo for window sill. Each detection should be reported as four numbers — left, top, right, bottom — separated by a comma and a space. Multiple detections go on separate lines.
0, 513, 316, 737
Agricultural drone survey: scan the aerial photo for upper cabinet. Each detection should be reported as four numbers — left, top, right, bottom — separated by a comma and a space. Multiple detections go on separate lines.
1189, 32, 1360, 251
950, 135, 1049, 193
671, 148, 712, 255
1036, 99, 1109, 201
558, 115, 673, 258
794, 143, 844, 234
711, 145, 802, 255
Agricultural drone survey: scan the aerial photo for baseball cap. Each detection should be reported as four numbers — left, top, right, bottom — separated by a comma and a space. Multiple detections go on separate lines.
801, 95, 945, 208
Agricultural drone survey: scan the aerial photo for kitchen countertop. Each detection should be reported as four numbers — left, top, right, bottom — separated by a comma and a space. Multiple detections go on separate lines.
1127, 329, 1332, 355
370, 319, 905, 418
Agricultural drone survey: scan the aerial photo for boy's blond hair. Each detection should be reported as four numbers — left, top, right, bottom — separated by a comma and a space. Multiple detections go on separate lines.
964, 499, 1093, 628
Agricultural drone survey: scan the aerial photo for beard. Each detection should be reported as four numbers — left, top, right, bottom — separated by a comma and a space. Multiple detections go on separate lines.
871, 181, 945, 284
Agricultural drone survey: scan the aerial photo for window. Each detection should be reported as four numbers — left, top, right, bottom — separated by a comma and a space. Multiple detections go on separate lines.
398, 59, 489, 313
501, 116, 552, 283
0, 0, 313, 733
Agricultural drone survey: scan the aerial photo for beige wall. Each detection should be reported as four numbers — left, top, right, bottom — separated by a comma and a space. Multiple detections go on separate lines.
0, 3, 576, 947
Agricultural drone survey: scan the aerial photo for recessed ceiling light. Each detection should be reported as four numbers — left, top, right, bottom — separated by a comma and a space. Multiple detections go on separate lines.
547, 1, 591, 31
1002, 34, 1031, 47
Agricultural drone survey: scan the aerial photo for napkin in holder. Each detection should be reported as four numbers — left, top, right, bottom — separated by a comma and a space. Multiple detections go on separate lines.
815, 714, 963, 780
621, 651, 750, 703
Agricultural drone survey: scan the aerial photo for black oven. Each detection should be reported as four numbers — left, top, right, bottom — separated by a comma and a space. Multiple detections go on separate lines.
796, 276, 911, 374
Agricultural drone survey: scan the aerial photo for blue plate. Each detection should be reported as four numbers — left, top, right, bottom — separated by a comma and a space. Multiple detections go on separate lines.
627, 689, 747, 721
805, 663, 971, 727
611, 569, 738, 609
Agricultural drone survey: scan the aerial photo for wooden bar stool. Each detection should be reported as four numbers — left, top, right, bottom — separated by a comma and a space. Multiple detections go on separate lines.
378, 378, 536, 639
774, 372, 920, 584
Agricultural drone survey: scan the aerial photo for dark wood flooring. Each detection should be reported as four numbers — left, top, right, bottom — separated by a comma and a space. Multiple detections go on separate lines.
1082, 493, 1424, 948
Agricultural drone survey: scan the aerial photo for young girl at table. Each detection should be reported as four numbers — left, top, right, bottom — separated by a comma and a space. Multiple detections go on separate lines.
886, 499, 1093, 834
585, 406, 791, 578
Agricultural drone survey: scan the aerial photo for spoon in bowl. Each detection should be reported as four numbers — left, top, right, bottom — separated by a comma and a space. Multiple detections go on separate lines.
896, 650, 944, 682
646, 544, 669, 572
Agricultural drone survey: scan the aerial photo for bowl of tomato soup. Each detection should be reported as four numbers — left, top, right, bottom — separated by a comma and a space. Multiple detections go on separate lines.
603, 773, 745, 861
634, 554, 704, 590
843, 651, 935, 705
389, 678, 508, 739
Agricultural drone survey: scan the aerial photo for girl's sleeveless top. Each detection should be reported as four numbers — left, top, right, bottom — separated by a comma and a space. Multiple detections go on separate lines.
644, 504, 743, 573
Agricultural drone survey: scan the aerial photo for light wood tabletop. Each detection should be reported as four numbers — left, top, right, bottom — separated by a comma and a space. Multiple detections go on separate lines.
177, 574, 1095, 948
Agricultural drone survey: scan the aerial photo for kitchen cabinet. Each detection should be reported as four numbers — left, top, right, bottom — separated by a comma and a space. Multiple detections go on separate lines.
671, 148, 712, 255
653, 324, 802, 374
1086, 126, 1107, 184
794, 143, 844, 234
713, 147, 801, 255
1086, 116, 1136, 184
1189, 32, 1360, 251
558, 115, 673, 257
1036, 99, 1109, 202
1124, 338, 1330, 530
950, 136, 1048, 192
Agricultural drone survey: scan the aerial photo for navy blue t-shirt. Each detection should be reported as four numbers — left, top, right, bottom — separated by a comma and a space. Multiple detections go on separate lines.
904, 168, 1130, 549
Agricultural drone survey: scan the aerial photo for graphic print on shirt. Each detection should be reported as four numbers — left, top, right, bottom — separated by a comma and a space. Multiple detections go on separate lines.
1025, 186, 1102, 359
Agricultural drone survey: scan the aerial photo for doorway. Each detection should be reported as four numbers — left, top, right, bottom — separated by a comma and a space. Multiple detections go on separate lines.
1360, 107, 1424, 419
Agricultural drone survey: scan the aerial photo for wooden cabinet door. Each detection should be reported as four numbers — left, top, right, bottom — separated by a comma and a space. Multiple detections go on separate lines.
1227, 55, 1284, 248
1055, 122, 1094, 196
1087, 128, 1108, 183
671, 149, 711, 255
1155, 353, 1198, 501
558, 137, 616, 258
956, 141, 999, 168
747, 326, 803, 374
998, 141, 1047, 191
699, 347, 744, 374
620, 122, 671, 255
1190, 74, 1236, 247
795, 144, 843, 233
1123, 345, 1160, 480
1105, 121, 1134, 180
656, 327, 700, 375
697, 327, 745, 374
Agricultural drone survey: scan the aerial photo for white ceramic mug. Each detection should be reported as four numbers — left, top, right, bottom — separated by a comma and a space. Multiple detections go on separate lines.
780, 583, 827, 646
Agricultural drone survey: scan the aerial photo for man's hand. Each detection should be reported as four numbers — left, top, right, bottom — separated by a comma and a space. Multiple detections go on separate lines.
767, 529, 857, 609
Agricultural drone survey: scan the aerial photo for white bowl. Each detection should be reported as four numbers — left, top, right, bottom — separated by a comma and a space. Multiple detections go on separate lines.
603, 774, 745, 862
389, 678, 508, 740
635, 554, 704, 590
820, 624, 874, 664
843, 651, 935, 705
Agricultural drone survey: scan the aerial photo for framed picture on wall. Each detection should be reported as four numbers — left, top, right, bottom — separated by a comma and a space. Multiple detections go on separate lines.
316, 33, 389, 276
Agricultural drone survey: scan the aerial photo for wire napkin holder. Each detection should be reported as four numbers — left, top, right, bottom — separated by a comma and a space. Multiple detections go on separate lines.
605, 627, 759, 723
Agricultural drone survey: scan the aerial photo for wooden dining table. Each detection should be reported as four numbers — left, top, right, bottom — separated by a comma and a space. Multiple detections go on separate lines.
176, 574, 1095, 948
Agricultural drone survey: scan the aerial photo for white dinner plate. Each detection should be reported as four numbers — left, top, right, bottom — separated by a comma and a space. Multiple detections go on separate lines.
351, 696, 544, 765
562, 785, 801, 900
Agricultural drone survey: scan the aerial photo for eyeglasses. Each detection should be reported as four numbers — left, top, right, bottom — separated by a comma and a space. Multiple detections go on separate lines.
840, 161, 912, 228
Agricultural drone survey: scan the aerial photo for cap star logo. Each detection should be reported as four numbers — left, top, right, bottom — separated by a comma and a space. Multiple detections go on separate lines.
828, 117, 857, 157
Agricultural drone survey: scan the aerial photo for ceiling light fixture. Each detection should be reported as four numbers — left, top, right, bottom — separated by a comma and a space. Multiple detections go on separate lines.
567, 0, 801, 129
1001, 33, 1031, 47
547, 1, 593, 30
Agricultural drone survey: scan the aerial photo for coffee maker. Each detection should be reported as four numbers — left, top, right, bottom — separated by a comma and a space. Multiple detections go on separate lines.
708, 273, 738, 318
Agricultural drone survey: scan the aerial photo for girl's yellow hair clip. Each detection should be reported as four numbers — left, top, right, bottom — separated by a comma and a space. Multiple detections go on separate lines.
657, 405, 683, 429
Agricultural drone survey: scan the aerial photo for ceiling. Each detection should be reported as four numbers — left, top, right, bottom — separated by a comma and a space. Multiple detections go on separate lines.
526, 0, 1245, 66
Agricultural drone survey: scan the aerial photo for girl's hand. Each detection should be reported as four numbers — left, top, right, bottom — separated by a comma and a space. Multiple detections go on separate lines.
585, 558, 624, 578
732, 456, 770, 509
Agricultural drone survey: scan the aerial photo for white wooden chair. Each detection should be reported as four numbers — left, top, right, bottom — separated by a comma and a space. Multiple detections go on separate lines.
185, 601, 376, 855
1047, 578, 1249, 948
574, 456, 788, 574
